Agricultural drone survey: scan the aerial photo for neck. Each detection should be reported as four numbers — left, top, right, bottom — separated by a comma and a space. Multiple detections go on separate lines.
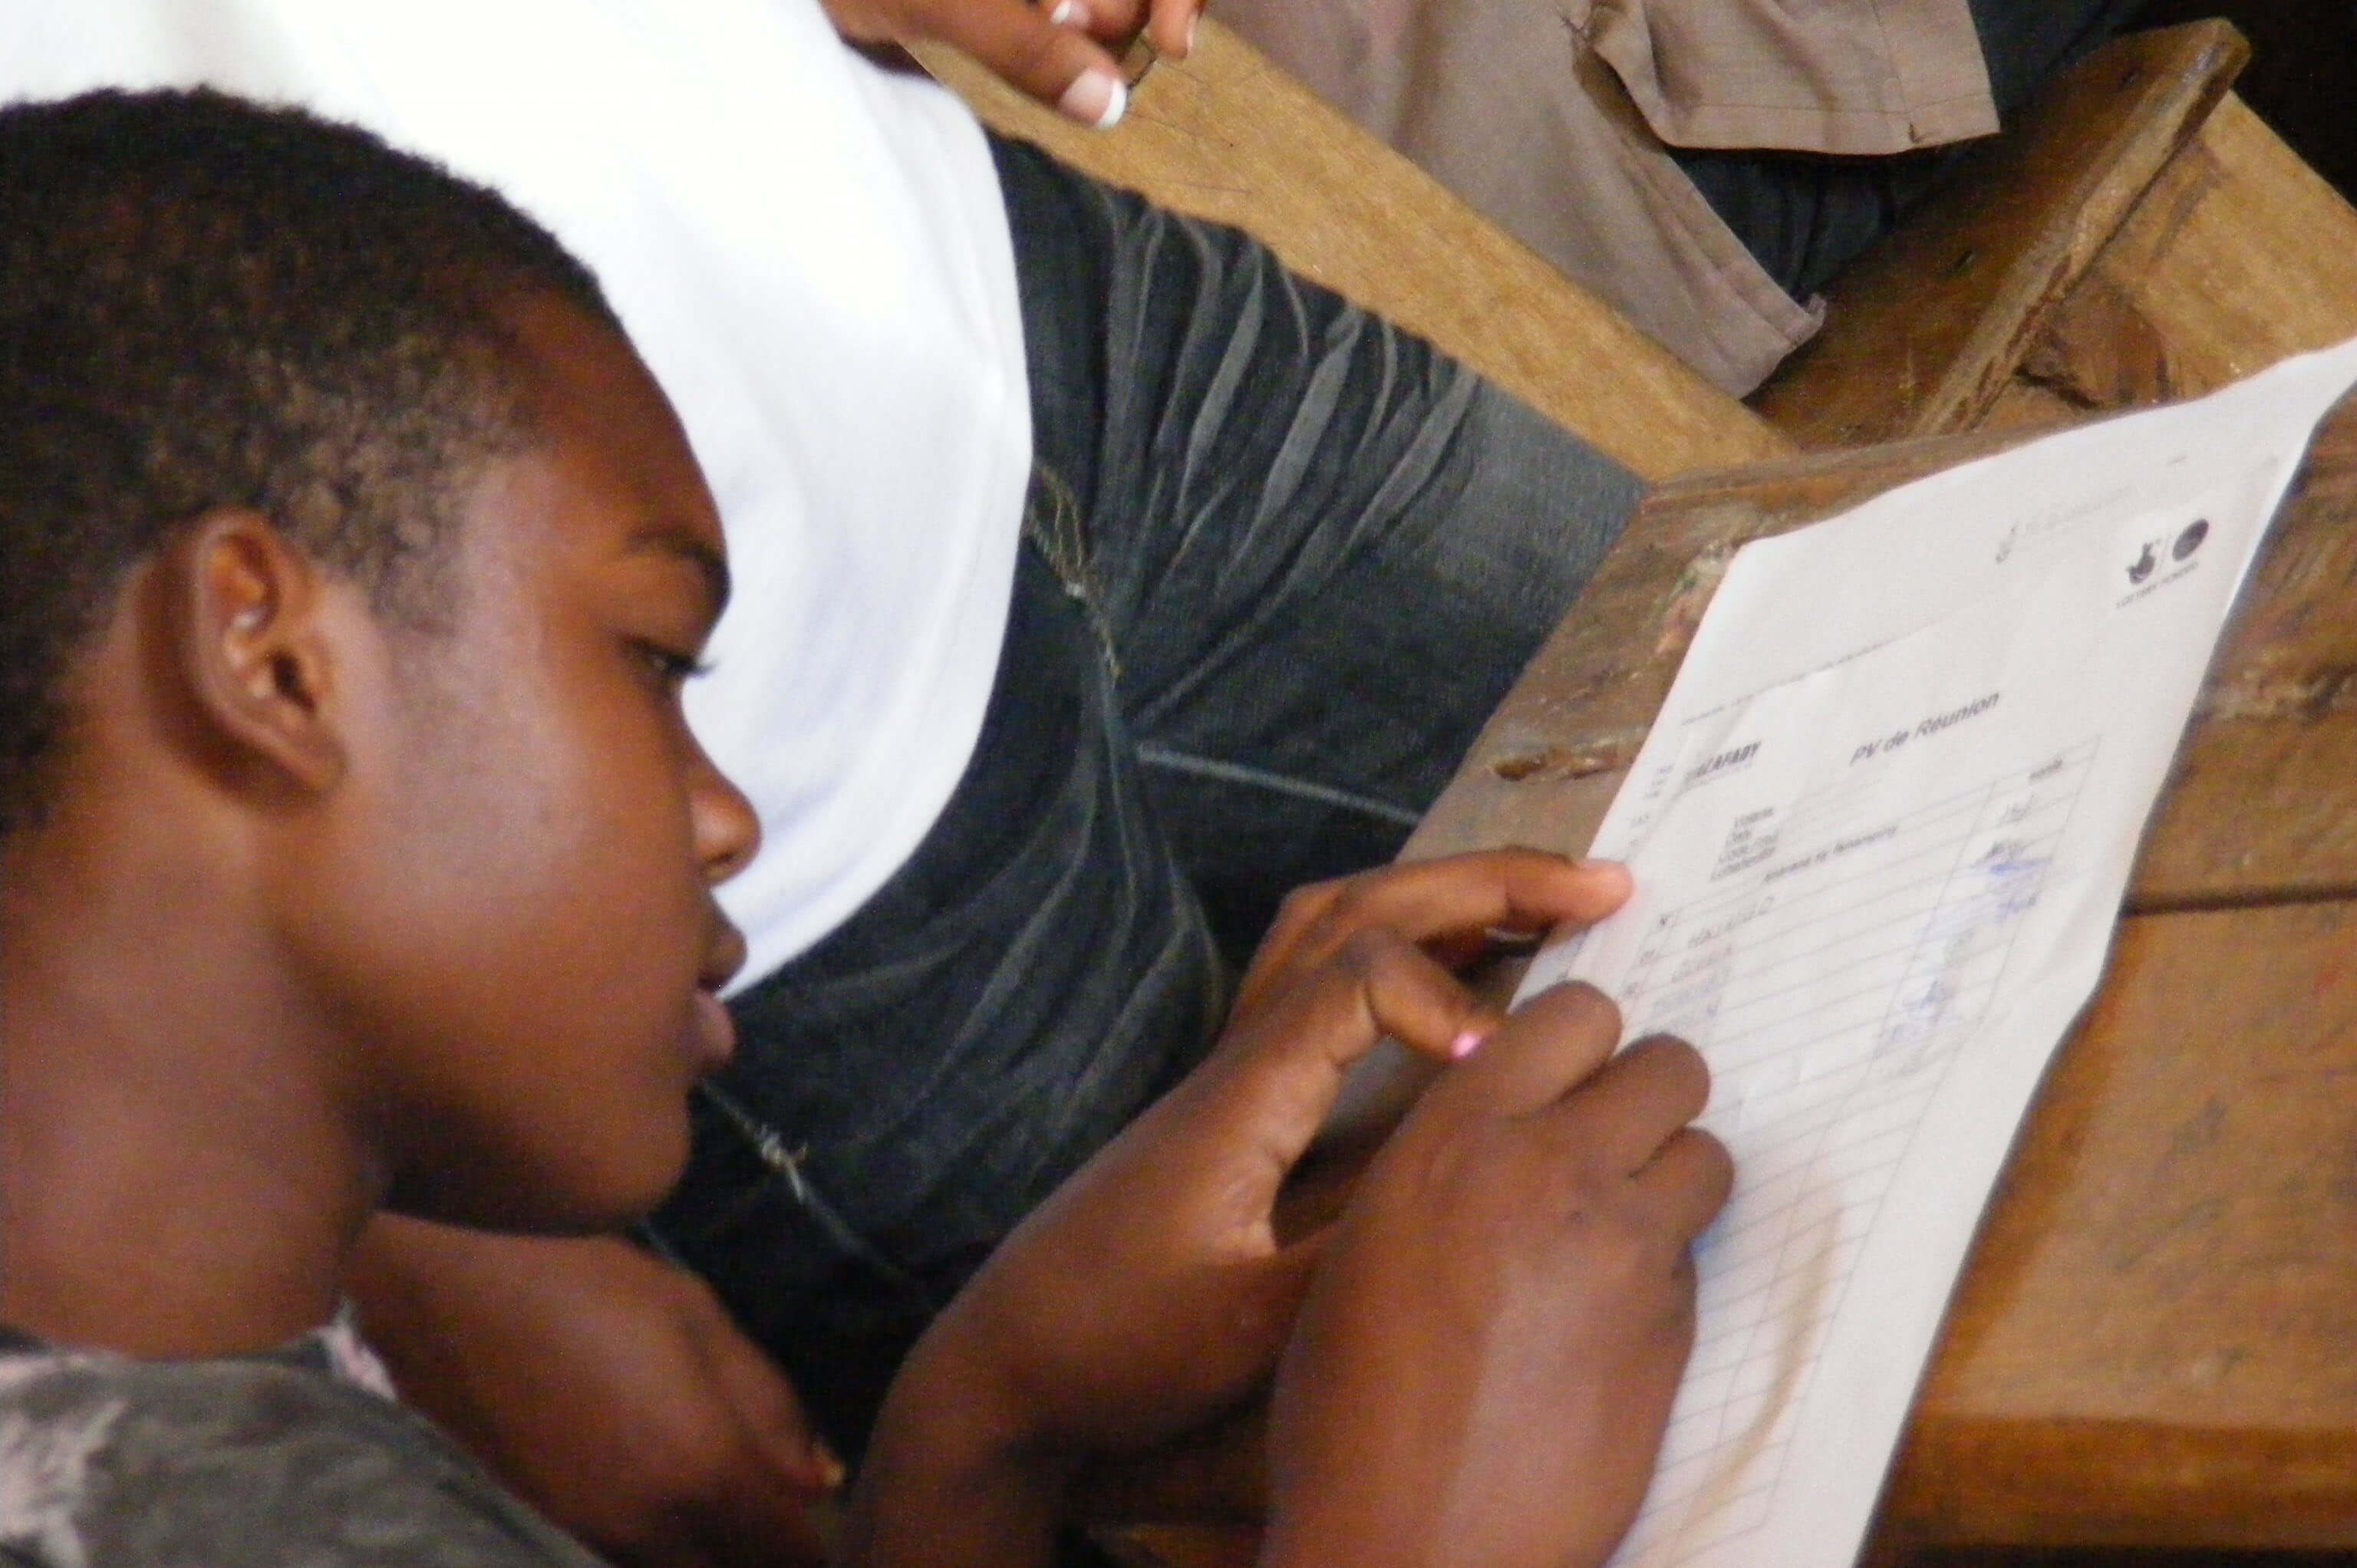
0, 815, 380, 1359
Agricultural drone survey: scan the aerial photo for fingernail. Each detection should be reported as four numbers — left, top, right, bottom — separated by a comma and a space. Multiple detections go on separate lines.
1048, 0, 1086, 26
1182, 11, 1198, 54
1058, 66, 1126, 129
806, 1433, 853, 1490
1449, 1028, 1489, 1060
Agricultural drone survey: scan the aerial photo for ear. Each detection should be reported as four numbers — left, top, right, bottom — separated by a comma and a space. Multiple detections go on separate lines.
160, 509, 351, 802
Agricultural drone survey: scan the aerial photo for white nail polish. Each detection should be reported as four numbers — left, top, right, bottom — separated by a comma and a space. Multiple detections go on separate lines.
1048, 0, 1084, 27
1058, 67, 1126, 130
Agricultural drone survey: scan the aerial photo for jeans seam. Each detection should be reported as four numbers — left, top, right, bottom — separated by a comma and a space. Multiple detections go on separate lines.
688, 1080, 943, 1307
1022, 460, 1122, 680
1132, 740, 1422, 828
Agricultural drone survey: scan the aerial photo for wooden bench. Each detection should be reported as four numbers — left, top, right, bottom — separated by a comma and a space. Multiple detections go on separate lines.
1755, 19, 2357, 446
917, 21, 1790, 485
2022, 89, 2357, 420
1749, 21, 2250, 445
929, 19, 2357, 466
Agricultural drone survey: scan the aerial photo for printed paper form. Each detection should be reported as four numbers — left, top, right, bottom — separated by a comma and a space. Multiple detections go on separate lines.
1515, 337, 2357, 1568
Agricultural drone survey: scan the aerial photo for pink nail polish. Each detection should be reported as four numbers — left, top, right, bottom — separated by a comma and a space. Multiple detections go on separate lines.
1449, 1028, 1488, 1060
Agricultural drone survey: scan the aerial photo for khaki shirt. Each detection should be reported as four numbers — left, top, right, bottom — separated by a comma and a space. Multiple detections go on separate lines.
1215, 0, 1993, 394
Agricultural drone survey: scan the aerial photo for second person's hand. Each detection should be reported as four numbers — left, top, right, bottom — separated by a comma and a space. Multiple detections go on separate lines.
820, 0, 1198, 130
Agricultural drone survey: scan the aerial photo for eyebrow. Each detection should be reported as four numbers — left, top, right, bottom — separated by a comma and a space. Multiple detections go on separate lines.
627, 523, 731, 621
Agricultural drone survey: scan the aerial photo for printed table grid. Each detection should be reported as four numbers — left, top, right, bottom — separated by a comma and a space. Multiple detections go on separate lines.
1610, 741, 2099, 1568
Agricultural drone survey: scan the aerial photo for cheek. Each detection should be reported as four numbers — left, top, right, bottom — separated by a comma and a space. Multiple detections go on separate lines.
338, 684, 712, 1225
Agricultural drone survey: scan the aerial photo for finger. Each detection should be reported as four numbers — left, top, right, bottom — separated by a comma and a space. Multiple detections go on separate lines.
1433, 980, 1624, 1117
701, 1317, 843, 1494
1055, 0, 1149, 45
1145, 0, 1198, 58
1632, 1127, 1736, 1240
1550, 1034, 1713, 1173
913, 0, 1129, 125
1340, 852, 1633, 944
1238, 852, 1631, 1015
1198, 929, 1492, 1193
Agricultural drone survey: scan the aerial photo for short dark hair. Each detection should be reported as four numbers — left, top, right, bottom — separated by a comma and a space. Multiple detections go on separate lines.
0, 87, 621, 836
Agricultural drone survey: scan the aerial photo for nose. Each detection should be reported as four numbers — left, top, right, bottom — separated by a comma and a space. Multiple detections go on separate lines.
690, 743, 760, 887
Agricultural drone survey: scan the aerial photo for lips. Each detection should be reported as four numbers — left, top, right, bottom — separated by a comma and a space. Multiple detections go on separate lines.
689, 987, 737, 1071
684, 911, 747, 1072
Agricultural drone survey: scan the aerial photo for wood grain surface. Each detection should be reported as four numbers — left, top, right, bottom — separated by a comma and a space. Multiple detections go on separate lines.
1878, 900, 2357, 1551
2030, 92, 2357, 410
1751, 22, 2248, 448
1403, 392, 2357, 914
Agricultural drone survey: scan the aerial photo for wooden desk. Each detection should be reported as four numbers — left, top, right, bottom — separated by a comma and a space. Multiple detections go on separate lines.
1403, 393, 2357, 1558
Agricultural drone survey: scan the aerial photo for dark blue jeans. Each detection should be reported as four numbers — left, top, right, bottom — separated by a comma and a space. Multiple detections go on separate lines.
648, 137, 1641, 1454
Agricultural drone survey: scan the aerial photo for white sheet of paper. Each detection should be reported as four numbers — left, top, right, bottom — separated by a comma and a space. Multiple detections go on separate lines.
1514, 337, 2357, 1568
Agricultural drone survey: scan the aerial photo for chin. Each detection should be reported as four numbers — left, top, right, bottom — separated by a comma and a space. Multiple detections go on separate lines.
385, 1108, 693, 1237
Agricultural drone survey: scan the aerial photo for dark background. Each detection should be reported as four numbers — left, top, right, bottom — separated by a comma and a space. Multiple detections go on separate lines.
2134, 0, 2357, 198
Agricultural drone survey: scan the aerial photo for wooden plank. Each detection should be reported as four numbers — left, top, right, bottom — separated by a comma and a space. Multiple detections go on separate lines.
1399, 423, 2022, 867
1871, 901, 2357, 1552
1973, 379, 2086, 437
917, 23, 1791, 483
1403, 390, 2357, 913
2026, 91, 2357, 410
1750, 22, 2249, 449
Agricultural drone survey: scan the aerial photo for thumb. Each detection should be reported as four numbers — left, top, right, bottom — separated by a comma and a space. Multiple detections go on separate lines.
1144, 0, 1200, 59
1221, 1232, 1327, 1365
931, 0, 1131, 126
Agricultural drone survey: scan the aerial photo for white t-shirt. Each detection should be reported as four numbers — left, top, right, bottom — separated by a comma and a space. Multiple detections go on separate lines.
2, 0, 1033, 988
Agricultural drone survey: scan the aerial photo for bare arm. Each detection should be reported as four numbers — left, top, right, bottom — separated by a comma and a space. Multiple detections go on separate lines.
349, 1220, 837, 1568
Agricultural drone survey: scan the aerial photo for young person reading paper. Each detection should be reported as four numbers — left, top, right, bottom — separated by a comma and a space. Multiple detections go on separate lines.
0, 90, 1729, 1566
4, 8, 1697, 1552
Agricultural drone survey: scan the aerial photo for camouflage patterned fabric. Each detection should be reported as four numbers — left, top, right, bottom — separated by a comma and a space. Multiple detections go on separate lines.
0, 1319, 605, 1566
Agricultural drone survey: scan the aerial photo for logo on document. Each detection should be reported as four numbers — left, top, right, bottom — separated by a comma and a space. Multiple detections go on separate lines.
2117, 516, 2210, 608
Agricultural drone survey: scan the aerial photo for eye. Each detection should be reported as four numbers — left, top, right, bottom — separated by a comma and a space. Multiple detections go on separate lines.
633, 639, 712, 691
